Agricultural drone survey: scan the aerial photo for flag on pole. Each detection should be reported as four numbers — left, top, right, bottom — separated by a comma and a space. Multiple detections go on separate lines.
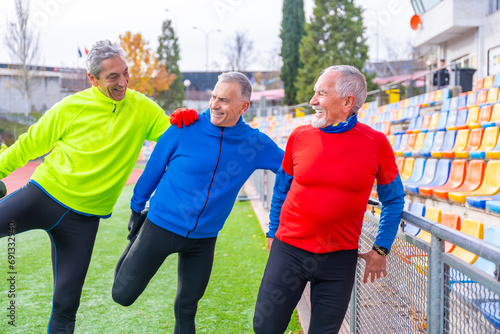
78, 47, 82, 58
84, 47, 89, 56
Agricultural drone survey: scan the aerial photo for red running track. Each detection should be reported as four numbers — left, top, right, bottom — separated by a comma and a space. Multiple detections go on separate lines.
1, 162, 143, 196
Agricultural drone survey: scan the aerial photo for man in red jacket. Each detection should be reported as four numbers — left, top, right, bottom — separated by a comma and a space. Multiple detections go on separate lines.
253, 65, 405, 334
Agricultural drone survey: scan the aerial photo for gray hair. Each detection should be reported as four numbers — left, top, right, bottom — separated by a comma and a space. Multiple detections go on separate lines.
86, 40, 125, 79
217, 72, 252, 102
321, 65, 367, 114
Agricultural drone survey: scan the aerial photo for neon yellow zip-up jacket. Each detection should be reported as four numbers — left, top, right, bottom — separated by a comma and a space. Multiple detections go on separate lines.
0, 86, 170, 217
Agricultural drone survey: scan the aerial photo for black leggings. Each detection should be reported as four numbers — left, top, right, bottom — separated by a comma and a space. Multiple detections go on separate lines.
0, 182, 100, 334
112, 219, 217, 334
253, 239, 358, 334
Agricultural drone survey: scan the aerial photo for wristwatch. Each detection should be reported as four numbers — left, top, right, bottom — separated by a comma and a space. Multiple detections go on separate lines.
372, 244, 389, 257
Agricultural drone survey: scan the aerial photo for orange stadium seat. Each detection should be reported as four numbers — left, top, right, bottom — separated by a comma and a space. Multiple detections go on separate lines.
419, 159, 467, 197
469, 126, 499, 159
448, 160, 500, 204
433, 160, 485, 200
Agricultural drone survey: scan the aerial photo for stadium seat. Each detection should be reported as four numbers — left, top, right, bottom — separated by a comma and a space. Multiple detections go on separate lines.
445, 109, 458, 129
483, 75, 494, 89
464, 106, 481, 129
485, 129, 500, 159
449, 218, 484, 264
469, 105, 493, 128
418, 131, 436, 157
402, 202, 425, 236
391, 134, 402, 150
455, 127, 483, 158
403, 158, 426, 185
404, 198, 412, 212
482, 103, 500, 128
466, 193, 500, 210
480, 302, 500, 331
493, 73, 500, 88
405, 158, 439, 193
409, 207, 443, 274
448, 160, 500, 204
467, 91, 478, 109
419, 114, 433, 133
394, 134, 409, 156
457, 93, 468, 110
424, 112, 440, 132
407, 132, 426, 157
400, 157, 415, 182
476, 79, 485, 91
433, 160, 485, 200
449, 96, 459, 111
407, 116, 424, 134
434, 111, 449, 131
402, 133, 418, 155
447, 108, 468, 131
440, 99, 451, 113
441, 213, 461, 253
388, 134, 395, 147
474, 89, 488, 107
484, 87, 499, 106
396, 157, 405, 175
431, 130, 456, 158
407, 159, 450, 194
469, 126, 499, 159
420, 159, 466, 197
442, 129, 470, 158
486, 200, 500, 214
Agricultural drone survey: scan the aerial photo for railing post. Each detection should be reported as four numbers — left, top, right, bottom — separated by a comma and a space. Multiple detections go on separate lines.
429, 234, 445, 333
350, 275, 359, 334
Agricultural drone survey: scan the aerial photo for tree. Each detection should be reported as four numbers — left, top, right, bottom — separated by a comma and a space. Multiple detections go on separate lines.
224, 31, 255, 72
280, 0, 305, 105
156, 19, 184, 112
119, 31, 175, 98
295, 0, 369, 103
4, 0, 42, 116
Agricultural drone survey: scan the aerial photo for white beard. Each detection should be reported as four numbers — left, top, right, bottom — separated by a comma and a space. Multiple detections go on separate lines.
311, 111, 327, 128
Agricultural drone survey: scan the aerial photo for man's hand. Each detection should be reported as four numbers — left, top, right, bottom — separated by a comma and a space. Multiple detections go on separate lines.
170, 108, 199, 128
357, 250, 387, 284
127, 208, 148, 240
266, 237, 274, 254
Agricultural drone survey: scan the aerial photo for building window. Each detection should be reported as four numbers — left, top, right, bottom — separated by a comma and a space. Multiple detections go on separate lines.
411, 0, 443, 15
489, 0, 500, 13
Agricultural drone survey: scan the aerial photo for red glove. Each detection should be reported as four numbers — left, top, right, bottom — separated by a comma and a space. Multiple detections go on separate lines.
170, 108, 199, 128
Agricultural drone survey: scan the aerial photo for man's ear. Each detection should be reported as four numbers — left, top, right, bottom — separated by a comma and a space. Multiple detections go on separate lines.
343, 95, 356, 113
88, 73, 98, 87
240, 101, 250, 115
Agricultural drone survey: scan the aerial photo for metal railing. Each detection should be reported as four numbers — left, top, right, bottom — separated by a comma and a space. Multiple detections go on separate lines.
247, 170, 500, 333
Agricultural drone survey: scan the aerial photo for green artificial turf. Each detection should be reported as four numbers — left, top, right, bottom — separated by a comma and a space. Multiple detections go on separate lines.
0, 185, 303, 333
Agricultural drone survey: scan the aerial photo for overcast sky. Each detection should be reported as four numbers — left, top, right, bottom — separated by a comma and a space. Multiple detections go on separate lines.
0, 0, 415, 71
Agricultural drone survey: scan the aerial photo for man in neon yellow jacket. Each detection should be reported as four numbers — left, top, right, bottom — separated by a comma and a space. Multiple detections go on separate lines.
0, 40, 196, 334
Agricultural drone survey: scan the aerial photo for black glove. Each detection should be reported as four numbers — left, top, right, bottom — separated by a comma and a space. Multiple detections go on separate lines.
127, 208, 148, 240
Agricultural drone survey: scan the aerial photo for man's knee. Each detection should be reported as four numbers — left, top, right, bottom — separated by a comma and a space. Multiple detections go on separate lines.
111, 274, 137, 307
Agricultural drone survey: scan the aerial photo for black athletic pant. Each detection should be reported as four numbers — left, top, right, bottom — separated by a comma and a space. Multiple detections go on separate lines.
253, 238, 358, 334
112, 219, 217, 334
0, 182, 100, 334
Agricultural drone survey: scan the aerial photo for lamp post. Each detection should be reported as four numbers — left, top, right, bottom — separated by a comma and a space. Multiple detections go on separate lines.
193, 26, 221, 72
183, 79, 191, 107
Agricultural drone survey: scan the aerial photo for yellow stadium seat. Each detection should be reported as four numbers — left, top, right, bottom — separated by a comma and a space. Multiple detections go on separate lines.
448, 160, 500, 203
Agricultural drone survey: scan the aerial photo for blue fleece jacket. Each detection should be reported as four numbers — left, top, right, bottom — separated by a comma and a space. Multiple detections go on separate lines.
131, 109, 284, 238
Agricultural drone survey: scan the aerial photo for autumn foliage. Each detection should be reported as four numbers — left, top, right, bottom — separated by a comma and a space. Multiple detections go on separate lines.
119, 31, 176, 97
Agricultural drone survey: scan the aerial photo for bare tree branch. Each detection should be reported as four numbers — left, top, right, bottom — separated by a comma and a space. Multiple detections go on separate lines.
223, 31, 255, 72
4, 0, 42, 116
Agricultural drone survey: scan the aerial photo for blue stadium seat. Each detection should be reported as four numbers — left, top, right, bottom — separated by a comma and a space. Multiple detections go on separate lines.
480, 302, 500, 331
435, 111, 449, 131
404, 202, 425, 236
418, 132, 435, 157
405, 159, 439, 193
466, 193, 500, 209
431, 130, 457, 158
486, 200, 500, 214
408, 159, 451, 194
404, 158, 426, 184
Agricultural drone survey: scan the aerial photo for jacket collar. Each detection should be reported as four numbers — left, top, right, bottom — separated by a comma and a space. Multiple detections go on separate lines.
319, 113, 358, 134
91, 86, 127, 106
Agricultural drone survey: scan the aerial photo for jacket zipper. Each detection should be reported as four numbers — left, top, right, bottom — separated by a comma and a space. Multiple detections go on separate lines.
107, 104, 117, 141
188, 127, 224, 237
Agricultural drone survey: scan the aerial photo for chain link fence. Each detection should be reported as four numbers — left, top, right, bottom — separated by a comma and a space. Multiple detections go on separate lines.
248, 170, 500, 334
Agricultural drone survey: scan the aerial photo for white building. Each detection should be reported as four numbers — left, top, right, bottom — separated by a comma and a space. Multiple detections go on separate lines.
412, 0, 500, 80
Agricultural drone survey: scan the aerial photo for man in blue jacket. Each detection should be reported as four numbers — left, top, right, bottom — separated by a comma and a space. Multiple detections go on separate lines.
112, 72, 284, 333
